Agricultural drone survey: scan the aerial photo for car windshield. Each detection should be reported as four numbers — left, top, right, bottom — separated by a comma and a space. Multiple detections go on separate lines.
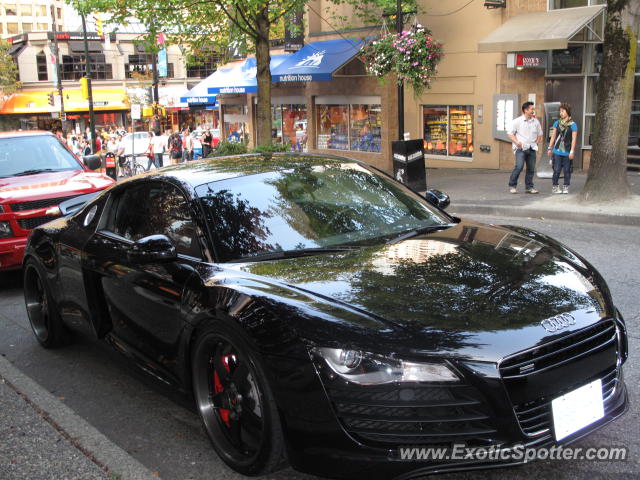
0, 135, 81, 177
195, 162, 452, 262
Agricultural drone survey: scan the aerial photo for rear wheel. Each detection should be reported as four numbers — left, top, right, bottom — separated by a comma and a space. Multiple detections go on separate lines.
191, 321, 286, 476
23, 258, 69, 348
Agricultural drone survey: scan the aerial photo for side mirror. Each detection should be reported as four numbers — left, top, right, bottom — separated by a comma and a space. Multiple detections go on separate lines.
83, 154, 102, 170
424, 189, 450, 210
127, 234, 177, 264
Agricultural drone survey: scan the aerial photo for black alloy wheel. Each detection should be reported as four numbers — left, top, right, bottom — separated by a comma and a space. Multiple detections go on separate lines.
23, 258, 68, 348
192, 321, 286, 475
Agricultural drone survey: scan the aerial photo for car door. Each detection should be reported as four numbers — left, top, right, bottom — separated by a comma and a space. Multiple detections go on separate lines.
84, 180, 203, 375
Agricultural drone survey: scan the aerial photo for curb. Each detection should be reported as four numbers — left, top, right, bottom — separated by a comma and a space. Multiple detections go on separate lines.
0, 354, 161, 480
449, 204, 640, 227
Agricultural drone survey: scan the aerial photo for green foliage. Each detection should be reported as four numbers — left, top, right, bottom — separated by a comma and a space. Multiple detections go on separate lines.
361, 24, 444, 97
0, 40, 22, 95
251, 142, 292, 154
210, 141, 248, 157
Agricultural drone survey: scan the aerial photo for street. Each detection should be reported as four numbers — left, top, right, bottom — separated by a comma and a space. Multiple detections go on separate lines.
0, 214, 638, 480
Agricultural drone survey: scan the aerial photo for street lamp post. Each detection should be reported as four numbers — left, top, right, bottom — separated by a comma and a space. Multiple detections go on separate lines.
50, 5, 65, 129
81, 13, 97, 154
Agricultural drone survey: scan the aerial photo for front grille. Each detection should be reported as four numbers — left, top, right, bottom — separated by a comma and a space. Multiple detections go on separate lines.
17, 216, 57, 230
9, 195, 79, 212
500, 319, 617, 379
325, 383, 498, 446
513, 366, 619, 437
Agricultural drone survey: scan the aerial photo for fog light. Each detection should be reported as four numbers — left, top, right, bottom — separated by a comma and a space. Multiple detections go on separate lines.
0, 221, 12, 238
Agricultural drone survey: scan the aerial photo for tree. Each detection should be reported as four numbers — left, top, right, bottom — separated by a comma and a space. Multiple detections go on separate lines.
580, 0, 640, 202
0, 39, 22, 95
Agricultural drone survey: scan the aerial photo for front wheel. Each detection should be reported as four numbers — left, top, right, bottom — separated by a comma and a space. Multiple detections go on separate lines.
23, 258, 69, 348
191, 321, 286, 476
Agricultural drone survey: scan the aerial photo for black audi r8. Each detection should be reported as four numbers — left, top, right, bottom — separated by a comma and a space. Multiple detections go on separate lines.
23, 154, 628, 479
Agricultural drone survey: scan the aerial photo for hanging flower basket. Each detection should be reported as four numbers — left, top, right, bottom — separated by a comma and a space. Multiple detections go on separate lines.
361, 24, 444, 97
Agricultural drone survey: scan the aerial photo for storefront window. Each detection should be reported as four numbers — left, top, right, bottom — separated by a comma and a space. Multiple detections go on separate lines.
282, 104, 307, 152
126, 54, 174, 79
223, 105, 248, 143
550, 47, 584, 74
550, 0, 603, 8
349, 104, 382, 152
423, 105, 474, 158
317, 105, 349, 150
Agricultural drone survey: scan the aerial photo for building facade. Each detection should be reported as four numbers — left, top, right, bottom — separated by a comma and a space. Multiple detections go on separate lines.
0, 0, 65, 37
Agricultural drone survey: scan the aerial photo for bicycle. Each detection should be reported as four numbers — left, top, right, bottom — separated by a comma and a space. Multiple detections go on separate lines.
119, 153, 147, 178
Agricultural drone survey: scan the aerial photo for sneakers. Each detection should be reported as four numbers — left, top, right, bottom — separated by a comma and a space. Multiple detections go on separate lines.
509, 187, 517, 194
562, 185, 569, 194
525, 188, 539, 194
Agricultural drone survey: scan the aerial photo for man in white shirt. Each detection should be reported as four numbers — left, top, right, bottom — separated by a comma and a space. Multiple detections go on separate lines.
508, 102, 543, 194
150, 130, 167, 168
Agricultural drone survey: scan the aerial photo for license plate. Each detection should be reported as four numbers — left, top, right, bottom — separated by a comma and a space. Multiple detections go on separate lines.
551, 379, 604, 441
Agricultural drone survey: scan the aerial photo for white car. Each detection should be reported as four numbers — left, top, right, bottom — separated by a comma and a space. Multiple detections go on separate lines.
121, 132, 151, 157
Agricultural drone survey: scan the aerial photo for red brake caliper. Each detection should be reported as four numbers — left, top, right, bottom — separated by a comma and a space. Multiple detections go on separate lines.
213, 355, 233, 426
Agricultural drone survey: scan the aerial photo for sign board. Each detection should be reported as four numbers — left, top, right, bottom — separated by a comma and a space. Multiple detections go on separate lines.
493, 93, 519, 143
53, 94, 61, 110
131, 104, 142, 120
285, 9, 304, 52
507, 52, 547, 69
158, 48, 168, 78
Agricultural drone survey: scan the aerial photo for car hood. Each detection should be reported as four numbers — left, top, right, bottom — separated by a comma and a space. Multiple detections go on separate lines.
0, 170, 114, 202
231, 220, 611, 362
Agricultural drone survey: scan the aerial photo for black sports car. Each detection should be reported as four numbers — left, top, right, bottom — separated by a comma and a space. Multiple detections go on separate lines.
23, 154, 628, 479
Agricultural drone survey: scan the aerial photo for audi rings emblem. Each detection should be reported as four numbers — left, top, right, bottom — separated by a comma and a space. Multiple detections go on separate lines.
540, 313, 576, 333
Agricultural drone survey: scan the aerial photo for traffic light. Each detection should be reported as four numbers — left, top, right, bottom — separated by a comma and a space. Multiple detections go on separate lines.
80, 77, 89, 99
47, 92, 55, 106
94, 13, 103, 36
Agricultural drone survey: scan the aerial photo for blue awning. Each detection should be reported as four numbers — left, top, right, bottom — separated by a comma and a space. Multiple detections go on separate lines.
271, 39, 363, 83
180, 70, 220, 105
206, 55, 289, 95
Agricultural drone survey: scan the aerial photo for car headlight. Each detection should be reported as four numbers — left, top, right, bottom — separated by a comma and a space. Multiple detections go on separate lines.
0, 221, 12, 238
311, 347, 459, 385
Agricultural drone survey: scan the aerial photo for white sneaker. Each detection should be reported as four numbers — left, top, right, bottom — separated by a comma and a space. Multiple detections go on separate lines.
552, 185, 560, 194
562, 185, 569, 194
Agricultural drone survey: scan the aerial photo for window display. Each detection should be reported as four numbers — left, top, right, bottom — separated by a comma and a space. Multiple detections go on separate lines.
316, 104, 381, 152
423, 105, 474, 158
350, 105, 382, 152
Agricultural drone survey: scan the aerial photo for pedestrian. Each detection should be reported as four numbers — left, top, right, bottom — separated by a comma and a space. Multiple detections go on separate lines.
169, 132, 183, 164
507, 101, 543, 194
150, 130, 166, 168
202, 128, 213, 158
182, 128, 194, 161
548, 103, 578, 194
145, 132, 155, 171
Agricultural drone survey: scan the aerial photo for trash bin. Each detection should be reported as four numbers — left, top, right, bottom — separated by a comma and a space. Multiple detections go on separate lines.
392, 140, 426, 191
104, 152, 117, 181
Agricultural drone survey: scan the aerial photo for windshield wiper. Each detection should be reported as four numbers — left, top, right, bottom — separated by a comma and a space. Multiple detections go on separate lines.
386, 223, 457, 244
231, 246, 361, 263
13, 169, 58, 176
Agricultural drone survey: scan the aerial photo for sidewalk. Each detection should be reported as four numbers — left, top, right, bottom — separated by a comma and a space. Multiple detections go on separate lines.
0, 354, 160, 480
426, 168, 640, 226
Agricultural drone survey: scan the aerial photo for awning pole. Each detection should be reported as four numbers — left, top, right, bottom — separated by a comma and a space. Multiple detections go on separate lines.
81, 13, 97, 153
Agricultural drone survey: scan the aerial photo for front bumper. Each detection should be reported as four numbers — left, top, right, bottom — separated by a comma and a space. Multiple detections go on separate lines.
0, 236, 28, 270
267, 318, 629, 479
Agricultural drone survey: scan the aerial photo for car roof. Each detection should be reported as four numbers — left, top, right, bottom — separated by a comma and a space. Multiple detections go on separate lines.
147, 153, 358, 188
0, 130, 55, 139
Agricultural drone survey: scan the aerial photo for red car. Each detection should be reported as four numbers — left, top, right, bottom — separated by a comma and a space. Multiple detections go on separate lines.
0, 131, 115, 271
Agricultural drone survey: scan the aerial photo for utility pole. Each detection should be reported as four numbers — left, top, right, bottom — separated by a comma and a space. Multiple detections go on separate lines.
50, 4, 65, 129
81, 13, 97, 153
395, 0, 404, 141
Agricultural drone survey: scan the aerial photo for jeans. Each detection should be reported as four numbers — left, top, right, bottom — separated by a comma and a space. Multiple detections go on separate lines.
552, 153, 571, 186
508, 148, 536, 190
155, 153, 164, 168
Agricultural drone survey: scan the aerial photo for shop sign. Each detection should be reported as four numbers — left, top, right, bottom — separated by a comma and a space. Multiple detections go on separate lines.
94, 101, 109, 107
131, 104, 141, 120
285, 9, 304, 52
158, 48, 168, 78
507, 52, 547, 69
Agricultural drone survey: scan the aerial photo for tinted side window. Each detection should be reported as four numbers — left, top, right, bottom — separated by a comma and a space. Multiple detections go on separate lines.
107, 183, 201, 258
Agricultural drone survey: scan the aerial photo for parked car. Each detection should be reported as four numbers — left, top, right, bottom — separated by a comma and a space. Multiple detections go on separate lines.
120, 131, 151, 157
23, 154, 628, 479
0, 131, 114, 271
